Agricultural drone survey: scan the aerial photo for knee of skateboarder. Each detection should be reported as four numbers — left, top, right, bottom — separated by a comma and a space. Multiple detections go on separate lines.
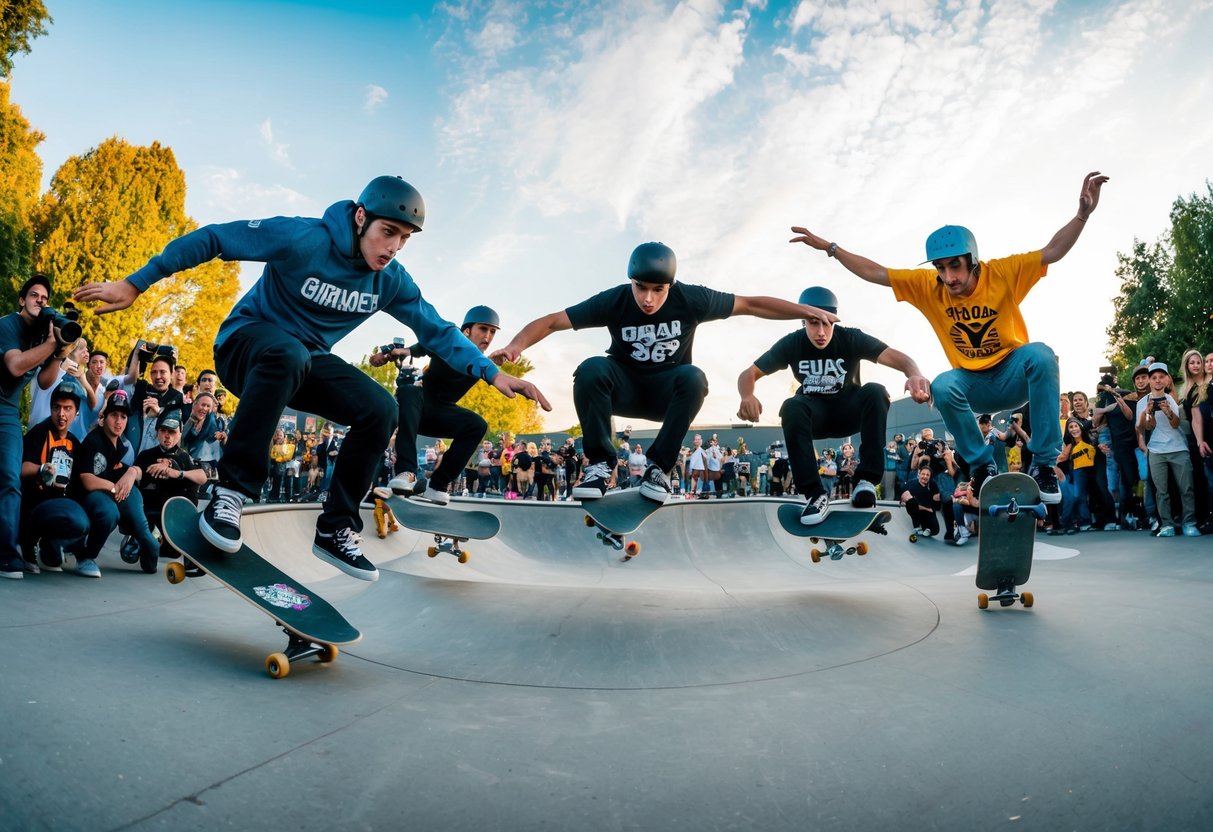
573, 356, 615, 390
857, 382, 891, 411
669, 364, 708, 396
930, 369, 970, 409
358, 386, 398, 443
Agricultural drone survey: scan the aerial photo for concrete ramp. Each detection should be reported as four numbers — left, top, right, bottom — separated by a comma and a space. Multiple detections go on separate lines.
237, 498, 1030, 689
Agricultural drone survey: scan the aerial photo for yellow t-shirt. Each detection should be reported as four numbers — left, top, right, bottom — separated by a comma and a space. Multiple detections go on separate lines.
888, 251, 1047, 370
1069, 440, 1095, 470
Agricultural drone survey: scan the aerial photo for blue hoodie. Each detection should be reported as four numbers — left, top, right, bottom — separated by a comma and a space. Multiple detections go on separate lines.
126, 201, 498, 381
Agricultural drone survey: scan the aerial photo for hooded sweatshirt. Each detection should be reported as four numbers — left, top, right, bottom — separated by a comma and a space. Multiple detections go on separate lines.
126, 201, 497, 382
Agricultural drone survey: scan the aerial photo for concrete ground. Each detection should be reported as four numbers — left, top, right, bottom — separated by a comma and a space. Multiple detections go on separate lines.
1, 496, 1210, 831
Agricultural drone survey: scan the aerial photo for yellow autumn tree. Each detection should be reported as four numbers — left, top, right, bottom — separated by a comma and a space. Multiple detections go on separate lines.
0, 80, 44, 309
457, 358, 545, 439
31, 137, 239, 375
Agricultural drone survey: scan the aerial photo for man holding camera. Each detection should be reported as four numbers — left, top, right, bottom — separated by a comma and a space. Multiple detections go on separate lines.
790, 171, 1110, 505
1, 275, 80, 579
1136, 362, 1199, 537
371, 306, 503, 505
76, 175, 548, 581
20, 379, 92, 574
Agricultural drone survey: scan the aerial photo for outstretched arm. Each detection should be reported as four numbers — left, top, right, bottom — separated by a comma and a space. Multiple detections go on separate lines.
489, 311, 573, 364
731, 295, 840, 323
1040, 171, 1109, 266
875, 347, 930, 403
789, 227, 892, 287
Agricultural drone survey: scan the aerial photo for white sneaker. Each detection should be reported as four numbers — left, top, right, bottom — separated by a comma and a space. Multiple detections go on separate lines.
418, 484, 449, 506
954, 527, 971, 546
387, 471, 418, 496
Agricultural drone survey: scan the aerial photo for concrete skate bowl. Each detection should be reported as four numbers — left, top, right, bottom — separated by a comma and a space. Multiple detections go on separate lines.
235, 498, 973, 690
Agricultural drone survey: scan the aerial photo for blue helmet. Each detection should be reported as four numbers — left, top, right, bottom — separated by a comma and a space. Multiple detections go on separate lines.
797, 286, 838, 315
922, 225, 978, 265
627, 242, 677, 284
357, 175, 425, 232
462, 305, 501, 329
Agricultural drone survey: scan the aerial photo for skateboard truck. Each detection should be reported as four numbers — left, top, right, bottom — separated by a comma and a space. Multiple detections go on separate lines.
987, 498, 1047, 522
582, 515, 641, 560
427, 534, 471, 564
266, 626, 340, 679
978, 579, 1035, 610
808, 518, 887, 562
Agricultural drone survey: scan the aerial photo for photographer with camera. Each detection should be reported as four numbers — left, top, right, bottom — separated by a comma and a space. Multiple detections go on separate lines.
1136, 362, 1199, 537
1, 275, 83, 579
910, 428, 961, 541
19, 380, 91, 574
1094, 367, 1144, 528
370, 306, 504, 505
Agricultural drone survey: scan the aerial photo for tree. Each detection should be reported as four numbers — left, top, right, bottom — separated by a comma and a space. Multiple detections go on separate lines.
0, 80, 44, 309
32, 138, 239, 376
356, 353, 400, 393
1106, 183, 1213, 372
456, 357, 545, 439
0, 0, 50, 78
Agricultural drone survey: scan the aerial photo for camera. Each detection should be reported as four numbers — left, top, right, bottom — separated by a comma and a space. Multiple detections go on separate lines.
1150, 397, 1164, 412
379, 337, 407, 355
138, 341, 176, 364
39, 305, 82, 343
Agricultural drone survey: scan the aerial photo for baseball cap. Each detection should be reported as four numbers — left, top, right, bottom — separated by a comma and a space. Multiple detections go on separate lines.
1147, 361, 1170, 375
103, 389, 132, 416
51, 379, 83, 405
158, 417, 182, 431
19, 273, 52, 299
1132, 363, 1150, 378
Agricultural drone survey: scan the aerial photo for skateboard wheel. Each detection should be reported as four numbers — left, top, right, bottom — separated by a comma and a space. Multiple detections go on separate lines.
1021, 592, 1034, 608
855, 542, 868, 556
583, 515, 595, 527
624, 541, 641, 559
977, 593, 989, 610
810, 548, 822, 563
458, 551, 470, 564
809, 537, 820, 544
165, 562, 186, 585
908, 534, 918, 543
319, 644, 339, 663
427, 546, 438, 558
266, 653, 291, 679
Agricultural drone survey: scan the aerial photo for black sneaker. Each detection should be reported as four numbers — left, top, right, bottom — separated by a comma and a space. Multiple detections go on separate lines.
572, 461, 612, 500
313, 527, 379, 582
200, 486, 245, 553
639, 464, 672, 503
139, 536, 160, 575
799, 492, 831, 526
1028, 462, 1061, 504
970, 461, 999, 498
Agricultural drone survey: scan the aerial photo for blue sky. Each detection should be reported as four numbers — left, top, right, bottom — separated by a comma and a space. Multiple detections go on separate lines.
12, 0, 1213, 433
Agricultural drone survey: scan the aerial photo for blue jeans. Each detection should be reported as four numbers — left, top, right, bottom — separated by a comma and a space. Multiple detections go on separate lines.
1060, 467, 1092, 528
0, 409, 22, 570
932, 342, 1061, 468
81, 488, 159, 561
22, 497, 90, 561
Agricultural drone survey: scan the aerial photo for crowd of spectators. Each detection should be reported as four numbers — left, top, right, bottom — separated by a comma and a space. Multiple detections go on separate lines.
6, 274, 1206, 581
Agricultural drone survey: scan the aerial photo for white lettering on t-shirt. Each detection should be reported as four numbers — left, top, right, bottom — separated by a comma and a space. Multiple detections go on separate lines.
621, 321, 682, 364
300, 277, 379, 314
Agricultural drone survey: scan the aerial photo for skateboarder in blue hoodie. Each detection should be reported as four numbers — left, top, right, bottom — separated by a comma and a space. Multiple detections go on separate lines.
76, 176, 549, 581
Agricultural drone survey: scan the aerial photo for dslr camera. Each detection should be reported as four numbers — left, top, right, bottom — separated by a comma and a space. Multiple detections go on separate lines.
138, 340, 176, 364
39, 303, 82, 343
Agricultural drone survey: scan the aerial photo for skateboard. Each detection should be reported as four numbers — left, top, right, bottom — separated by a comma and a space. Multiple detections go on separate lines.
581, 489, 665, 560
378, 492, 500, 564
160, 496, 361, 678
776, 504, 891, 562
976, 472, 1046, 610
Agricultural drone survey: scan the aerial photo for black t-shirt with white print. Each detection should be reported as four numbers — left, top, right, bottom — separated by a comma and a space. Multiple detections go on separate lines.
753, 326, 887, 396
565, 283, 735, 374
71, 427, 132, 498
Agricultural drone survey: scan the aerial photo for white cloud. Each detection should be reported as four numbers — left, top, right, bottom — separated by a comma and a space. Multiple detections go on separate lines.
364, 84, 389, 113
258, 118, 293, 169
196, 167, 316, 218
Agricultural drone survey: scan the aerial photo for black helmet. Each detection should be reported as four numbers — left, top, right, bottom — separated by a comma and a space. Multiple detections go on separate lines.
627, 242, 676, 284
357, 175, 425, 232
797, 286, 838, 315
462, 305, 501, 329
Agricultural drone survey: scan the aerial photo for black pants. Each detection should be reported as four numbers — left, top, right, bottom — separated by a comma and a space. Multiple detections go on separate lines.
573, 357, 707, 471
904, 500, 941, 535
780, 383, 890, 499
216, 322, 396, 534
1111, 441, 1141, 524
392, 384, 488, 492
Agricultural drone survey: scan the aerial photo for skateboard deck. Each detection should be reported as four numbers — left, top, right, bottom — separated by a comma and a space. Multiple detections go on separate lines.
976, 472, 1046, 609
776, 504, 892, 562
582, 489, 666, 560
161, 496, 361, 678
380, 493, 500, 564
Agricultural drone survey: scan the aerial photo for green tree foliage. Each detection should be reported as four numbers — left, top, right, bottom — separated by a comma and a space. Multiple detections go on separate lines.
0, 81, 44, 308
1107, 183, 1213, 373
32, 138, 239, 377
356, 354, 399, 393
0, 0, 50, 77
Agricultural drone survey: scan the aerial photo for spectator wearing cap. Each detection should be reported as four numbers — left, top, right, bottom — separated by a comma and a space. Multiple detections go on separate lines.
1, 274, 75, 579
1136, 362, 1200, 537
19, 379, 91, 573
71, 389, 161, 576
134, 414, 207, 544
